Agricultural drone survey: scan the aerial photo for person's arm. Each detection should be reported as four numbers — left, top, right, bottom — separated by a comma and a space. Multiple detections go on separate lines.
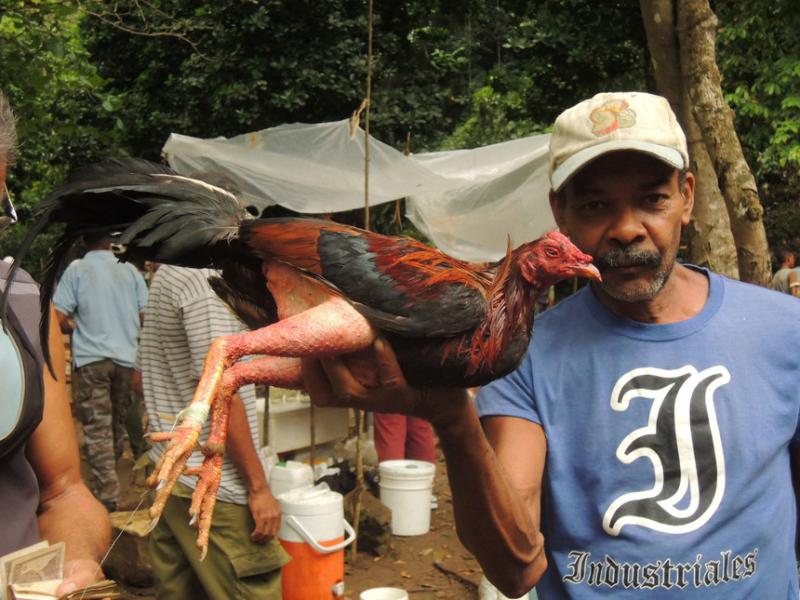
27, 305, 110, 596
54, 308, 73, 334
135, 267, 148, 326
52, 265, 77, 334
227, 392, 281, 542
303, 339, 547, 596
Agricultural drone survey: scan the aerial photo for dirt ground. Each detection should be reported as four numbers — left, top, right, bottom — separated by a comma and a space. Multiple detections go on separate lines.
104, 446, 484, 600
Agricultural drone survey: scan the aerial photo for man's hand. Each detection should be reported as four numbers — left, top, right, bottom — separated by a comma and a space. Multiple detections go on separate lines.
302, 338, 469, 429
56, 558, 104, 596
248, 488, 282, 543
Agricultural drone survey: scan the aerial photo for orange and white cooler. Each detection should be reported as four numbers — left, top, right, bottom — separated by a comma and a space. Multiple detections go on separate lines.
278, 485, 356, 600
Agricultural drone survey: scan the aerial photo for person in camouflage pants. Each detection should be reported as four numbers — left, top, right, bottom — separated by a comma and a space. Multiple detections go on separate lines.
54, 232, 148, 512
73, 359, 134, 508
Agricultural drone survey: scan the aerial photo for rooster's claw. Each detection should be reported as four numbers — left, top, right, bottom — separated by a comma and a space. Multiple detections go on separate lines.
147, 421, 202, 524
188, 454, 223, 559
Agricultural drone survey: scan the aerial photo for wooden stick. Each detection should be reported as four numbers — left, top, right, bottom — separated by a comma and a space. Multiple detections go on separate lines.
351, 0, 374, 561
433, 561, 479, 591
309, 402, 316, 471
350, 409, 364, 561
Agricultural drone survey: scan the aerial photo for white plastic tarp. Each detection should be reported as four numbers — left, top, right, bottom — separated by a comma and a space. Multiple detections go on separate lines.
162, 120, 556, 262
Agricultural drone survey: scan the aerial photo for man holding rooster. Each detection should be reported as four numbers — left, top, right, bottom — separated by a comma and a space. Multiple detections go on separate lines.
305, 92, 800, 599
0, 90, 110, 597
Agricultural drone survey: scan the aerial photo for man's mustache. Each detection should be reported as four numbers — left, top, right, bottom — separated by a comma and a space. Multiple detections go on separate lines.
595, 247, 661, 269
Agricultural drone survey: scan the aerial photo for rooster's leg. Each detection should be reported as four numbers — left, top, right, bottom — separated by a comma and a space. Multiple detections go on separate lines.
180, 357, 302, 559
147, 297, 375, 544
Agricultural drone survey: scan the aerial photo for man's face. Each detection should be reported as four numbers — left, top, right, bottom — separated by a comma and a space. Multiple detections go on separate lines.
550, 151, 694, 303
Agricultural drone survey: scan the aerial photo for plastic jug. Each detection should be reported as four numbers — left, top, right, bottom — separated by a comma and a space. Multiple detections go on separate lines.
278, 484, 356, 599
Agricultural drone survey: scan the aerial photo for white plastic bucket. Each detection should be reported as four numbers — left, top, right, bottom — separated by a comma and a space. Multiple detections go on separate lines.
269, 460, 314, 497
360, 588, 409, 600
378, 459, 435, 536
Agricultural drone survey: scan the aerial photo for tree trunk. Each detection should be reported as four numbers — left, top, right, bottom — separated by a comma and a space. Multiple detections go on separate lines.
676, 0, 771, 284
639, 0, 682, 108
639, 0, 739, 278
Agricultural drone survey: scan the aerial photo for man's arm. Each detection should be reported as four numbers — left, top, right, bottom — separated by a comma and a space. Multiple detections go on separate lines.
303, 339, 547, 597
440, 405, 548, 595
226, 393, 281, 542
51, 264, 77, 334
27, 305, 110, 595
54, 308, 73, 335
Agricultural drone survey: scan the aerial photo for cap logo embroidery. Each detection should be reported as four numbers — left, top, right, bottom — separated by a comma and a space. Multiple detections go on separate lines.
589, 100, 636, 136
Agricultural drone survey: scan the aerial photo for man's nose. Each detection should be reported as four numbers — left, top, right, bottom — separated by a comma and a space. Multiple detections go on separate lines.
607, 206, 646, 246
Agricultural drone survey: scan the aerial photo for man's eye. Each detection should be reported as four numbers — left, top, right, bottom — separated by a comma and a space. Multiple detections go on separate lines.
643, 194, 669, 206
579, 200, 605, 211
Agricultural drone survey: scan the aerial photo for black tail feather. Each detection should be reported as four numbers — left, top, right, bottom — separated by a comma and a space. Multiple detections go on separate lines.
1, 158, 252, 372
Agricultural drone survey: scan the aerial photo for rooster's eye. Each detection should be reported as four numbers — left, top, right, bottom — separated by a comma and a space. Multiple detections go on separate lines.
545, 248, 559, 258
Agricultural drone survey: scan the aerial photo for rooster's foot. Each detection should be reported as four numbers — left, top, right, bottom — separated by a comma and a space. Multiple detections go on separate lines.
146, 416, 204, 526
183, 451, 223, 561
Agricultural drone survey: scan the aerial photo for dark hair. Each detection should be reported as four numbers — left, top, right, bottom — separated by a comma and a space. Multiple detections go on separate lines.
83, 231, 114, 246
774, 247, 795, 267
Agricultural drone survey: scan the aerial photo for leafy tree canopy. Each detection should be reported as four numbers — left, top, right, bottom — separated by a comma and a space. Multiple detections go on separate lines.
0, 1, 122, 270
716, 0, 800, 247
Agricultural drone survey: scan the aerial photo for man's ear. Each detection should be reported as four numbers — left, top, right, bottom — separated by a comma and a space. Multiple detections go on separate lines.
549, 190, 568, 234
680, 171, 695, 226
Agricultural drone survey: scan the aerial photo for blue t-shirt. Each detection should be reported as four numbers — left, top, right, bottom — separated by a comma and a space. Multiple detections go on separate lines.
477, 269, 800, 599
53, 250, 148, 368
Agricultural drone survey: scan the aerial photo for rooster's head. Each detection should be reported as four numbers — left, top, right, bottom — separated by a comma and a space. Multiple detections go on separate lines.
518, 230, 601, 288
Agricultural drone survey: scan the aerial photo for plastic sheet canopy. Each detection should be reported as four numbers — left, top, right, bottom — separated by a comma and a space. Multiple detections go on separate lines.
162, 120, 556, 263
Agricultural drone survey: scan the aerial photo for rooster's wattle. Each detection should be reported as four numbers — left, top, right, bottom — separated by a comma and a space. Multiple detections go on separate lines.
10, 159, 600, 557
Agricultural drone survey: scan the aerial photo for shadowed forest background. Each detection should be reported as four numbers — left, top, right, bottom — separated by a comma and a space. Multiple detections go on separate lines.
2, 0, 799, 279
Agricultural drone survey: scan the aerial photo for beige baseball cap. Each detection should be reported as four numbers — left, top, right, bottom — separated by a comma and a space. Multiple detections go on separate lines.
548, 91, 689, 192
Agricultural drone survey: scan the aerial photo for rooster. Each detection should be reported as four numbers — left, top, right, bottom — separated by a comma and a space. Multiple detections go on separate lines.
8, 159, 600, 557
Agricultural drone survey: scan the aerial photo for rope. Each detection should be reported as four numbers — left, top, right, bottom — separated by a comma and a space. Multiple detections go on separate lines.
81, 488, 150, 600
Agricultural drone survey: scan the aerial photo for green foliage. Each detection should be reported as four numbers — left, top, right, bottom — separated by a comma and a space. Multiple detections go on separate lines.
442, 84, 545, 149
0, 1, 122, 275
80, 0, 647, 155
716, 0, 800, 247
432, 0, 648, 149
717, 1, 800, 176
82, 0, 372, 157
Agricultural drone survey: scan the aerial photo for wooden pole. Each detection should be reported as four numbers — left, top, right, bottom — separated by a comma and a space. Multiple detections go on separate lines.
351, 0, 374, 562
309, 403, 316, 471
363, 0, 373, 232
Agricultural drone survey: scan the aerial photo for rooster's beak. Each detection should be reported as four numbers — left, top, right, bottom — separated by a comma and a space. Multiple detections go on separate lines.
574, 263, 602, 282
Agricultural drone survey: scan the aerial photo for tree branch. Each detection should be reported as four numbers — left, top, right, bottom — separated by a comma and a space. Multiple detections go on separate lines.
79, 1, 208, 59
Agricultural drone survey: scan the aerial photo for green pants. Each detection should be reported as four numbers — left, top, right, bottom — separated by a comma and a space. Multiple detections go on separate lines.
149, 483, 290, 600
